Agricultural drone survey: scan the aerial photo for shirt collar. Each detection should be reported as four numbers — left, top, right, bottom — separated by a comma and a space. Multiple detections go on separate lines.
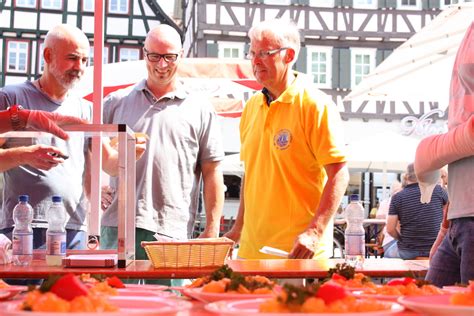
261, 71, 304, 106
135, 79, 187, 101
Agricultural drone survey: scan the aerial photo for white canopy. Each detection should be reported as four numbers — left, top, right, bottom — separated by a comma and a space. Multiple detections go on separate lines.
344, 4, 474, 109
345, 131, 421, 173
222, 131, 421, 176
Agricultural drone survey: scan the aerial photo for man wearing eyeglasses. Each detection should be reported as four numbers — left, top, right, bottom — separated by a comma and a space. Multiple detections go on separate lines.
100, 25, 225, 275
225, 19, 349, 260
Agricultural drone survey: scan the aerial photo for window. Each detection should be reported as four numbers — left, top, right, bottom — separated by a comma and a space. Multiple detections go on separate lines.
219, 42, 244, 59
307, 46, 332, 89
353, 0, 377, 8
109, 0, 128, 14
309, 0, 334, 7
16, 0, 36, 8
397, 0, 421, 9
119, 47, 140, 62
263, 0, 291, 4
41, 0, 61, 9
38, 42, 45, 73
83, 0, 94, 11
7, 41, 29, 73
350, 48, 375, 88
441, 0, 471, 7
88, 46, 110, 66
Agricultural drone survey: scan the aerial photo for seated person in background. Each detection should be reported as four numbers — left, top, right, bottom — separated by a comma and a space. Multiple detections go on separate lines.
375, 180, 402, 257
369, 201, 379, 219
386, 163, 448, 259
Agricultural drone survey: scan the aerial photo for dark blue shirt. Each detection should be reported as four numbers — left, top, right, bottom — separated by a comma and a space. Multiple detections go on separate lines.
389, 183, 448, 252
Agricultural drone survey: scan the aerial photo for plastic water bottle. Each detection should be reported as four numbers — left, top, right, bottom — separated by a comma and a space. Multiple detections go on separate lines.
344, 194, 365, 268
46, 196, 67, 266
12, 195, 33, 266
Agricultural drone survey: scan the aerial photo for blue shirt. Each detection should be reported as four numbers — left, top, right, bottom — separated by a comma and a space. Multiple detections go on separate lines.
389, 183, 448, 252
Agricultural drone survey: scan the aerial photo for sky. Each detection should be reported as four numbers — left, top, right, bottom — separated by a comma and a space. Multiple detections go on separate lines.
156, 0, 175, 16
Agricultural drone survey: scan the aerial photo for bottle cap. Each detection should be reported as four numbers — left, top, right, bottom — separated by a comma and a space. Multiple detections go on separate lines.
52, 195, 62, 203
349, 194, 359, 202
18, 195, 29, 202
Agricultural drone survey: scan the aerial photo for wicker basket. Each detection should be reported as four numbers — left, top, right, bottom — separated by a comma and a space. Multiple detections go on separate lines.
141, 237, 234, 268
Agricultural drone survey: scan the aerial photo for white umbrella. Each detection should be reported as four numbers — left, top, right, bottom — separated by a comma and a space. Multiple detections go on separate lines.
344, 4, 474, 110
346, 131, 421, 173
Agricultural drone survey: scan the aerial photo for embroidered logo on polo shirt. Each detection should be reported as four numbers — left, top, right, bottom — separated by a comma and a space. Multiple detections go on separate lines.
273, 129, 292, 150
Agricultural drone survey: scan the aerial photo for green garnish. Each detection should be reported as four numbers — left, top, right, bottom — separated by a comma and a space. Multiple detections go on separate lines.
327, 263, 356, 280
278, 283, 320, 306
39, 274, 62, 293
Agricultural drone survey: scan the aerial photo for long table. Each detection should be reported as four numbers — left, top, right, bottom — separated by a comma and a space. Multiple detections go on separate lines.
0, 258, 429, 279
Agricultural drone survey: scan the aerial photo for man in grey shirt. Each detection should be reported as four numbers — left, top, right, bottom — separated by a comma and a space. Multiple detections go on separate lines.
0, 24, 91, 249
101, 25, 225, 262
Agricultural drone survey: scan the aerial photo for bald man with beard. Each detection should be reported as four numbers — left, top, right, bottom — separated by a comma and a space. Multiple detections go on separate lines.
0, 24, 92, 250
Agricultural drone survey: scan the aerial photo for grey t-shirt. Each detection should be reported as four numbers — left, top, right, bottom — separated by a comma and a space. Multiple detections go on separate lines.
0, 81, 92, 231
448, 156, 473, 220
102, 79, 224, 240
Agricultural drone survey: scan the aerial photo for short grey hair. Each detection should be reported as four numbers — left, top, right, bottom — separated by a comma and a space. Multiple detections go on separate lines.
248, 18, 301, 59
44, 24, 89, 50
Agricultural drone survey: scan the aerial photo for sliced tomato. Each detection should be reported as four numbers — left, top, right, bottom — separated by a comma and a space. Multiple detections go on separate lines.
331, 273, 347, 281
50, 273, 89, 301
106, 276, 125, 288
316, 282, 348, 305
387, 277, 416, 286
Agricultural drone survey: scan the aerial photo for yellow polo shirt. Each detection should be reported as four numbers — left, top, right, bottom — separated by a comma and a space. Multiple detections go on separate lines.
238, 73, 346, 259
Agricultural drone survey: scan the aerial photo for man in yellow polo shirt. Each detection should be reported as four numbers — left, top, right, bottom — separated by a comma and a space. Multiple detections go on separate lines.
225, 18, 349, 259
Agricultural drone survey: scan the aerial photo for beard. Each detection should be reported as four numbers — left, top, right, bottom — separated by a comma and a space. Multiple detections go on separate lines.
49, 61, 82, 90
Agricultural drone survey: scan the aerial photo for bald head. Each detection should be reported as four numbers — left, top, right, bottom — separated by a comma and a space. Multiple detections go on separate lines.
145, 24, 182, 50
44, 24, 89, 50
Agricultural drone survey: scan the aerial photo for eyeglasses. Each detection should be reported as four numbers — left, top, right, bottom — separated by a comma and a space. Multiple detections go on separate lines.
143, 48, 179, 63
246, 47, 290, 60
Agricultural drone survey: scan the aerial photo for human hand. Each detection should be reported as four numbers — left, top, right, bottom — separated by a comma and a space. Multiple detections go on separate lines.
134, 133, 147, 160
101, 185, 115, 211
109, 133, 148, 161
198, 226, 219, 239
21, 144, 67, 170
289, 228, 319, 259
223, 226, 241, 244
25, 109, 89, 140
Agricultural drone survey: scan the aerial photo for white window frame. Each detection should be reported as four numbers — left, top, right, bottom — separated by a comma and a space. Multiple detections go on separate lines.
307, 46, 332, 89
218, 42, 244, 59
41, 0, 62, 9
109, 0, 129, 14
350, 48, 376, 88
7, 40, 29, 73
397, 0, 422, 10
16, 0, 36, 8
82, 0, 94, 11
38, 42, 45, 74
309, 0, 334, 7
353, 0, 378, 9
118, 47, 140, 62
440, 0, 468, 8
88, 46, 110, 66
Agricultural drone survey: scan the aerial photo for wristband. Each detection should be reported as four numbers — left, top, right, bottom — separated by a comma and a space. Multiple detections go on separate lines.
7, 105, 25, 131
